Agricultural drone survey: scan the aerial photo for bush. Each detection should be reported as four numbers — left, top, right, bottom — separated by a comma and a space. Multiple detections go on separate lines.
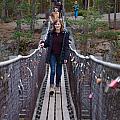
96, 31, 120, 40
78, 9, 88, 16
2, 17, 12, 23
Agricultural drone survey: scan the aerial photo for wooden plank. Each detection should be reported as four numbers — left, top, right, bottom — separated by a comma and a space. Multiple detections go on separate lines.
48, 94, 55, 120
40, 66, 50, 120
56, 93, 62, 120
61, 67, 70, 120
39, 65, 71, 120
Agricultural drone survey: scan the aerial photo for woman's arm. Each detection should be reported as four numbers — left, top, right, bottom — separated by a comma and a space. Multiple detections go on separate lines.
49, 13, 54, 23
39, 32, 51, 48
64, 32, 70, 61
44, 32, 51, 48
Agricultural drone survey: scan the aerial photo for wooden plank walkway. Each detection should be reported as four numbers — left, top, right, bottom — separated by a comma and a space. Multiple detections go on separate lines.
33, 65, 71, 120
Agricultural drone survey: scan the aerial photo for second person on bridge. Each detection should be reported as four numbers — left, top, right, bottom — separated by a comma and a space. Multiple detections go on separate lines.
40, 19, 70, 95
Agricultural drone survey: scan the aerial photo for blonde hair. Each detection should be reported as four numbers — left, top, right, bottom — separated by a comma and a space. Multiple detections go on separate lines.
52, 19, 64, 32
75, 1, 77, 4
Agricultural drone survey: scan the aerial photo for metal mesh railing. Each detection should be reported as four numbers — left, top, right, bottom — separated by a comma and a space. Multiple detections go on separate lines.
67, 46, 120, 120
0, 21, 50, 120
0, 48, 46, 120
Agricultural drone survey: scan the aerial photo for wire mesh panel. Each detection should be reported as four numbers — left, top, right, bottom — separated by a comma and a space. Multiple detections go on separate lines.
0, 62, 20, 120
90, 61, 120, 120
67, 48, 120, 120
0, 48, 46, 120
19, 49, 46, 120
67, 52, 91, 120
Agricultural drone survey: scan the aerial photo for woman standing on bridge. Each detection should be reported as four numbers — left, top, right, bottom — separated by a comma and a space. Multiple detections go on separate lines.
40, 19, 70, 94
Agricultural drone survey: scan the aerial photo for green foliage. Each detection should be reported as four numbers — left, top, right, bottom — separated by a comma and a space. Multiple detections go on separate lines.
13, 30, 32, 54
13, 1, 33, 54
23, 30, 33, 41
19, 38, 31, 55
64, 0, 74, 12
116, 40, 120, 49
68, 6, 120, 51
16, 17, 32, 25
78, 9, 88, 16
1, 16, 12, 23
67, 8, 107, 39
17, 1, 30, 11
66, 19, 78, 26
98, 0, 112, 13
13, 31, 23, 38
96, 31, 120, 40
13, 30, 32, 39
0, 2, 2, 16
75, 33, 89, 43
7, 0, 14, 16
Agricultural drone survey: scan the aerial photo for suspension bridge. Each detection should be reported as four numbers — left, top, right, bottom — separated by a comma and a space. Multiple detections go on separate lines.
0, 6, 120, 120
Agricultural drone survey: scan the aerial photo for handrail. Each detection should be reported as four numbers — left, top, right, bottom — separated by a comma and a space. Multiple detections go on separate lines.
70, 46, 120, 70
0, 21, 51, 67
90, 55, 120, 70
70, 46, 87, 59
0, 48, 39, 66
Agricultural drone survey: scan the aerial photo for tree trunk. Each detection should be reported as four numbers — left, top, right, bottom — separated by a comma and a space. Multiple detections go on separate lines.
28, 0, 31, 4
108, 0, 111, 29
15, 0, 22, 54
114, 0, 117, 29
93, 0, 95, 8
83, 0, 88, 9
88, 0, 90, 9
1, 0, 8, 22
30, 0, 36, 34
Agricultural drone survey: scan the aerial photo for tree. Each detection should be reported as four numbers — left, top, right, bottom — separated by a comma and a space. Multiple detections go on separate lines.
1, 0, 8, 22
30, 0, 36, 32
15, 0, 22, 54
97, 0, 111, 29
83, 0, 88, 9
114, 0, 117, 29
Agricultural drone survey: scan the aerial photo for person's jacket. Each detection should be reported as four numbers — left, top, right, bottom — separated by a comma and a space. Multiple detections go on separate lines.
44, 30, 70, 64
73, 4, 79, 11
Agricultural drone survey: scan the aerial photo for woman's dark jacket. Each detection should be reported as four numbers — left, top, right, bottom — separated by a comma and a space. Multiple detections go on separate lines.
44, 30, 70, 64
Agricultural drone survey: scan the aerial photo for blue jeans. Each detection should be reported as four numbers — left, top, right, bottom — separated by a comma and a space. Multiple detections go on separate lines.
50, 54, 62, 87
74, 10, 78, 18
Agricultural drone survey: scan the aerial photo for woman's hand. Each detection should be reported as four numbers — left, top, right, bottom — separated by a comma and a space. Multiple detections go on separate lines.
39, 40, 44, 48
64, 60, 68, 64
40, 43, 44, 48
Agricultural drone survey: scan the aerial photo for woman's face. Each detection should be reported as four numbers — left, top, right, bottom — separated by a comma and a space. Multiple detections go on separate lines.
54, 21, 61, 31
